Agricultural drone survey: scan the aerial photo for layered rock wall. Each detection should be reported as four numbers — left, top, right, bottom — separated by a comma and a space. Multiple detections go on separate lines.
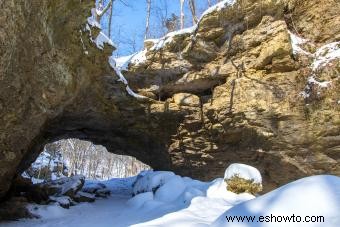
0, 0, 339, 199
122, 0, 340, 189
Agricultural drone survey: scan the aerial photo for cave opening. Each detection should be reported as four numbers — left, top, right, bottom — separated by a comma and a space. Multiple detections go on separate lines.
22, 138, 151, 184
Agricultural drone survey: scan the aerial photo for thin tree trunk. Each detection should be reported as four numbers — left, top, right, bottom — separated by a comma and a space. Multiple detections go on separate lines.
188, 0, 198, 25
108, 3, 114, 38
145, 0, 151, 40
96, 0, 113, 23
180, 0, 185, 29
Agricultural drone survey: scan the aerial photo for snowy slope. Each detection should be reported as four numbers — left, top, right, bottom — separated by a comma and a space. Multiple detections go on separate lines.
212, 175, 340, 227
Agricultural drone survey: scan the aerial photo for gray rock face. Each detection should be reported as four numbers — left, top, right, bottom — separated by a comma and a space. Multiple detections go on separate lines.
0, 0, 339, 200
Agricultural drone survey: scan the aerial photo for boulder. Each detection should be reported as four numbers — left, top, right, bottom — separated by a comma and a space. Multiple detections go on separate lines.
73, 191, 95, 203
42, 175, 85, 198
173, 93, 201, 107
49, 196, 74, 209
95, 189, 111, 198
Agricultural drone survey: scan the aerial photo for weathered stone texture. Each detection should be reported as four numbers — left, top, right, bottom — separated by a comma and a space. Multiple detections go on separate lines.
0, 0, 339, 199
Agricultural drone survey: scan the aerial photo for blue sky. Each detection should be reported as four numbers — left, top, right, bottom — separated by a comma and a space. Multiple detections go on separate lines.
99, 0, 218, 56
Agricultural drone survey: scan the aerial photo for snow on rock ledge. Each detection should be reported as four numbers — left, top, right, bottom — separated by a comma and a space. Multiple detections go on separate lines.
288, 31, 311, 56
148, 25, 197, 51
224, 163, 262, 184
113, 49, 147, 71
200, 0, 236, 19
94, 32, 116, 50
42, 175, 85, 197
312, 41, 340, 71
87, 8, 101, 29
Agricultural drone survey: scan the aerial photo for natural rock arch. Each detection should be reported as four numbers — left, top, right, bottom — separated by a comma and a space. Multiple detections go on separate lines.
1, 0, 339, 200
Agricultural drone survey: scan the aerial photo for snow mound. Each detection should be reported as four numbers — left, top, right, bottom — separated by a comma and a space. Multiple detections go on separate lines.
132, 171, 175, 195
154, 175, 186, 202
127, 192, 154, 208
212, 175, 340, 227
224, 163, 262, 184
130, 171, 210, 209
207, 178, 228, 199
178, 187, 205, 205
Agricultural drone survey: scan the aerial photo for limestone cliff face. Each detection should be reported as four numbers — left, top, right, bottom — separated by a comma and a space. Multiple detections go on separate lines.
121, 0, 340, 189
0, 0, 339, 198
0, 0, 107, 197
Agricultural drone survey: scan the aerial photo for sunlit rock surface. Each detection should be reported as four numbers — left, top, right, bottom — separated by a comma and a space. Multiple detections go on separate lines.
0, 0, 339, 199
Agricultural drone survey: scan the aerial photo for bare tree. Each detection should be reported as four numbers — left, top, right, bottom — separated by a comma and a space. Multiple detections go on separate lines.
145, 0, 152, 40
188, 0, 199, 25
96, 0, 114, 23
152, 0, 170, 37
108, 1, 114, 38
180, 0, 185, 29
26, 138, 151, 181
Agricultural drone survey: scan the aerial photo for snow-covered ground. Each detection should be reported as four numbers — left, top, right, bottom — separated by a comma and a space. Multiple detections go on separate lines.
2, 164, 340, 227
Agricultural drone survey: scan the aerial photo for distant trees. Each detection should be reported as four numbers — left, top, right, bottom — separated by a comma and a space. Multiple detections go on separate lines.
58, 139, 151, 179
92, 0, 223, 54
25, 139, 151, 182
